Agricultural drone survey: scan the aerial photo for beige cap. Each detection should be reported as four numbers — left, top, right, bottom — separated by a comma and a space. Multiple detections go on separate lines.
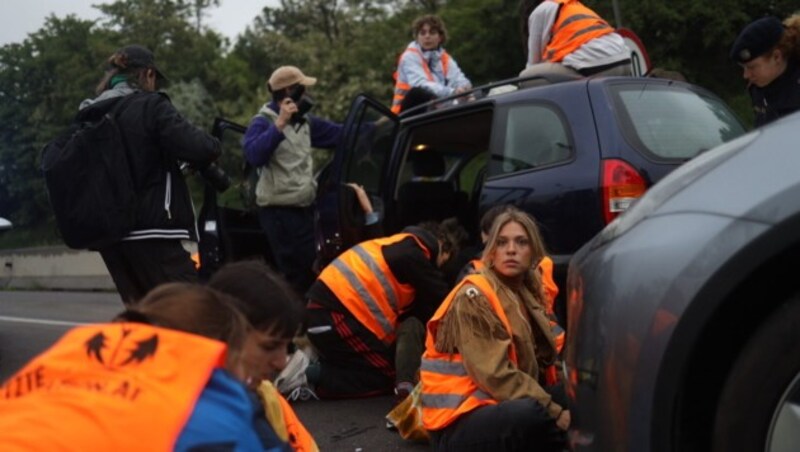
268, 66, 317, 91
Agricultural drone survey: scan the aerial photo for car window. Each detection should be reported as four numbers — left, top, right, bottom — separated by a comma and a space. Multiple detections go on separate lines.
612, 84, 746, 160
342, 106, 395, 193
496, 104, 572, 175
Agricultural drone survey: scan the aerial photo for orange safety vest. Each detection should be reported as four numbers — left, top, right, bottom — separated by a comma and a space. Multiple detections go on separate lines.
257, 380, 318, 452
391, 47, 451, 114
462, 257, 564, 383
0, 323, 226, 451
420, 274, 518, 430
542, 0, 615, 63
318, 232, 431, 344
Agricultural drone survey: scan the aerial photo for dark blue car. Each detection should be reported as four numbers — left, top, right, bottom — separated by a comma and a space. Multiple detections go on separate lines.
198, 75, 745, 307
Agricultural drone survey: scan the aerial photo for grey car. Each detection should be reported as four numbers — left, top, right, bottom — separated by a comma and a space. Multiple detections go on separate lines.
566, 111, 800, 451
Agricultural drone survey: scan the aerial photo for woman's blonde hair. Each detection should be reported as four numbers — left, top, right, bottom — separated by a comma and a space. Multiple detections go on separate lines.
778, 14, 800, 62
480, 207, 547, 303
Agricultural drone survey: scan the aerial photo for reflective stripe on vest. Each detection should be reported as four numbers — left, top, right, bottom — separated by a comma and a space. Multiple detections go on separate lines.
0, 323, 226, 450
319, 233, 430, 343
391, 48, 451, 114
543, 0, 614, 63
420, 274, 518, 430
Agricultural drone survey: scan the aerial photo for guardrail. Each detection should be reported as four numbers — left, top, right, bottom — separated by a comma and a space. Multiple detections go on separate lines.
0, 246, 114, 291
0, 242, 197, 291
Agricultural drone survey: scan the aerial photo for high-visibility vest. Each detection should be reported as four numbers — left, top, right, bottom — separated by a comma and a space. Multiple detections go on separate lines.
391, 47, 451, 114
466, 256, 562, 350
543, 0, 614, 63
257, 381, 319, 452
318, 232, 431, 344
420, 274, 518, 431
0, 323, 226, 451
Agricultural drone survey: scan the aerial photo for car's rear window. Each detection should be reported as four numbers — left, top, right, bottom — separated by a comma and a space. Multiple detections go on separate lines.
611, 84, 746, 160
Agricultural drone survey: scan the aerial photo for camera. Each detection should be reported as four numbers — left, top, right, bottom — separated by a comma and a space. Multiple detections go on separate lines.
288, 86, 315, 126
180, 161, 231, 193
199, 163, 231, 193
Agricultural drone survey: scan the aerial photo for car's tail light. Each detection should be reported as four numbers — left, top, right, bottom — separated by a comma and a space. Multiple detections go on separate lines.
601, 159, 646, 224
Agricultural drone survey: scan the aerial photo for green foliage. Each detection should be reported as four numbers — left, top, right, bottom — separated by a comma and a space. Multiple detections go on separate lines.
1, 0, 798, 248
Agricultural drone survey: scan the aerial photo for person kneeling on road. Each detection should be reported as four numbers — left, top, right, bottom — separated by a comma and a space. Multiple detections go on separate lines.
305, 219, 465, 399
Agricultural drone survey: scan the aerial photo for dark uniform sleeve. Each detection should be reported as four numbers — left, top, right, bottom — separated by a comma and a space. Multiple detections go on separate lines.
149, 93, 221, 165
384, 236, 449, 323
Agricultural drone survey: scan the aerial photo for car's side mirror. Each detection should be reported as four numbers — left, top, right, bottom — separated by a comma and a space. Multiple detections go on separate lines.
0, 217, 12, 232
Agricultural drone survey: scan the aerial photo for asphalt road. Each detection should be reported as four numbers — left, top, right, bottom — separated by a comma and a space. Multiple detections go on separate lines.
0, 290, 427, 451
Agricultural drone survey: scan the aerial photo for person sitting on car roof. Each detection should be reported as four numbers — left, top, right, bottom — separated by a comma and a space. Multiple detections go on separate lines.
730, 14, 800, 127
518, 0, 631, 79
305, 219, 465, 400
420, 207, 569, 451
391, 15, 472, 114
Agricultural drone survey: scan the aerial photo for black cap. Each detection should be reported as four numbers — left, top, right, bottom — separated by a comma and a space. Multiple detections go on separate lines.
730, 17, 784, 63
113, 44, 167, 81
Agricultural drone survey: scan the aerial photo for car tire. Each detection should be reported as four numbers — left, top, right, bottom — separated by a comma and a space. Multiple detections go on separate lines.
712, 297, 800, 452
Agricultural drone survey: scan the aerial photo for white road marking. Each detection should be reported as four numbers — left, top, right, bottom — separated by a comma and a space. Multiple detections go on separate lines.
0, 315, 85, 327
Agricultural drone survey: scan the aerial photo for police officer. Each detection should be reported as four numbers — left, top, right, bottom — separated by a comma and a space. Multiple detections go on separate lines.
731, 15, 800, 127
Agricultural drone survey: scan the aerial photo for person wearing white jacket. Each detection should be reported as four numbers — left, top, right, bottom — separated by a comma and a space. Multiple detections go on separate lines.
391, 15, 472, 114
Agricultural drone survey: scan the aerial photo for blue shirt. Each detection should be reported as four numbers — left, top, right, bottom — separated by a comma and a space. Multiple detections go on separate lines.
175, 369, 291, 452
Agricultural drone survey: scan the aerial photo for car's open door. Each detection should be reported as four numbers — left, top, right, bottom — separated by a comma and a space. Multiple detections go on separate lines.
197, 118, 272, 280
315, 95, 398, 267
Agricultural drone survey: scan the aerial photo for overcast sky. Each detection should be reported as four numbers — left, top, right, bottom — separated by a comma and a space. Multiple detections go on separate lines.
1, 0, 280, 46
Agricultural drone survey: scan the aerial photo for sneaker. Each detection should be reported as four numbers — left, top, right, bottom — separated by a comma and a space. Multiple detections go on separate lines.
285, 384, 319, 402
275, 349, 310, 396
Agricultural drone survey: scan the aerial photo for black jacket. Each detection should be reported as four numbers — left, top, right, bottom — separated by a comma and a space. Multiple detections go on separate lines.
750, 60, 800, 127
76, 91, 221, 242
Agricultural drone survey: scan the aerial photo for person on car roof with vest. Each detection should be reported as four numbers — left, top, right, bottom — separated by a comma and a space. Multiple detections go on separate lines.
392, 15, 472, 114
0, 283, 291, 451
243, 66, 344, 295
421, 207, 569, 451
518, 0, 631, 79
305, 219, 466, 399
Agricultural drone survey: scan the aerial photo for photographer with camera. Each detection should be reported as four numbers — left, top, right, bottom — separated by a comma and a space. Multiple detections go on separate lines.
75, 45, 222, 306
243, 66, 343, 294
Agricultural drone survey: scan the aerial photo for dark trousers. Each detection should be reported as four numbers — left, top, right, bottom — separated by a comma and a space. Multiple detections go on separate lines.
99, 239, 198, 306
258, 205, 316, 294
430, 384, 568, 452
307, 307, 395, 398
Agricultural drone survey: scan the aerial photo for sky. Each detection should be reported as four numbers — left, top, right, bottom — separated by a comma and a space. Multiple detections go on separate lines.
0, 0, 281, 46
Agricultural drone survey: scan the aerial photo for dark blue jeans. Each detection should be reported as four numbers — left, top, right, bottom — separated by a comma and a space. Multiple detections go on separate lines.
429, 385, 568, 452
258, 205, 316, 294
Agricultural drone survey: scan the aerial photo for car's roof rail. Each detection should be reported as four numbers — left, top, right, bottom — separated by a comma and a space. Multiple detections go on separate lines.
400, 72, 584, 118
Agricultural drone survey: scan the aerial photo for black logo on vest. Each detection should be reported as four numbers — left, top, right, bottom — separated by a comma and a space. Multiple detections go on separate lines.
85, 328, 159, 368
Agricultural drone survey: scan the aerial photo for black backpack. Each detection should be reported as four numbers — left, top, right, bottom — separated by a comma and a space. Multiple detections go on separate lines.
41, 95, 139, 250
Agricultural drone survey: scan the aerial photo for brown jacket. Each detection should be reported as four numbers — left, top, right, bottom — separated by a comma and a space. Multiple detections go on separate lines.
435, 270, 562, 418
